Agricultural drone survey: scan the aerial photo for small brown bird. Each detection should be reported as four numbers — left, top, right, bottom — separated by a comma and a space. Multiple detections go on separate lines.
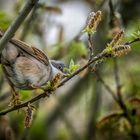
0, 30, 66, 105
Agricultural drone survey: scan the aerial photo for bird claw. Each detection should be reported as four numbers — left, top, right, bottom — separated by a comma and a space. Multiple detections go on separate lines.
9, 93, 21, 107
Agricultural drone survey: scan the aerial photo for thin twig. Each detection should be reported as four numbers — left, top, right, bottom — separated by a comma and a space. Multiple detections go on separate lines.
0, 0, 39, 52
58, 53, 104, 88
108, 1, 138, 139
113, 58, 126, 109
88, 33, 94, 61
0, 38, 139, 115
0, 52, 106, 115
0, 91, 49, 115
125, 37, 140, 45
95, 71, 118, 103
108, 0, 126, 109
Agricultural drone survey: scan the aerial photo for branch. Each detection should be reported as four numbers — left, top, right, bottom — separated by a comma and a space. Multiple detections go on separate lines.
108, 1, 139, 139
108, 0, 128, 110
88, 33, 94, 61
95, 71, 118, 103
0, 38, 139, 115
0, 51, 106, 115
0, 0, 39, 52
125, 37, 140, 45
113, 58, 126, 109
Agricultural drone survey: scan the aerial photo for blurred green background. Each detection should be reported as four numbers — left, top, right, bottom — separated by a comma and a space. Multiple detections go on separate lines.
0, 0, 140, 140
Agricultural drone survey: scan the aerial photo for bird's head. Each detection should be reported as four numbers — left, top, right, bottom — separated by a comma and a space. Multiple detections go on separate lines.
49, 60, 68, 77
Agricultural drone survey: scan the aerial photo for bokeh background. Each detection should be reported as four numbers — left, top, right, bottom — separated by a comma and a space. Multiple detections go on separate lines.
0, 0, 140, 140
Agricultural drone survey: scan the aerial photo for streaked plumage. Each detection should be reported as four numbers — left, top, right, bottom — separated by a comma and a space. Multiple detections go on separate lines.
0, 30, 66, 90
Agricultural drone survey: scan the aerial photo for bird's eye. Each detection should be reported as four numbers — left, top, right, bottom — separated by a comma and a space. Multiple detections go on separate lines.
58, 66, 62, 70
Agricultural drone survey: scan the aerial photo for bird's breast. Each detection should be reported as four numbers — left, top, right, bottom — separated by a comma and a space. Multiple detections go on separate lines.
2, 53, 51, 89
13, 56, 51, 89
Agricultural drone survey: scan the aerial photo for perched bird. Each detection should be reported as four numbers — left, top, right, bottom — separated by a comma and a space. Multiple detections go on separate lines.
0, 30, 66, 105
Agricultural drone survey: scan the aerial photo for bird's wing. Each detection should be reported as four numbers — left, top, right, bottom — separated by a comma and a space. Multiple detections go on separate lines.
0, 29, 49, 66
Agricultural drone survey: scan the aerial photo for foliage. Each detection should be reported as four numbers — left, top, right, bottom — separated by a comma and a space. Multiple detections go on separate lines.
64, 59, 80, 75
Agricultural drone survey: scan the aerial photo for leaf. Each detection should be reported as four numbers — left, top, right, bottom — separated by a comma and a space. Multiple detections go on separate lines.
64, 59, 80, 75
131, 30, 140, 39
69, 59, 74, 69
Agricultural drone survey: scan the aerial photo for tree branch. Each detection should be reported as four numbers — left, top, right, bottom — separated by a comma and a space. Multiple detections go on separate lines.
87, 33, 94, 61
0, 0, 39, 53
0, 51, 105, 115
95, 71, 118, 103
0, 38, 139, 116
125, 37, 140, 45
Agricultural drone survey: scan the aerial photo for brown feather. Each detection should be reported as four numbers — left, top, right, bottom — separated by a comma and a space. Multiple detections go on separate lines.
0, 29, 49, 66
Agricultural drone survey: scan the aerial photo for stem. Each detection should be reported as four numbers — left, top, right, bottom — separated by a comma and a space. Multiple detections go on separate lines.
88, 33, 94, 61
113, 59, 123, 106
0, 38, 139, 115
0, 91, 48, 115
125, 38, 140, 45
0, 52, 105, 115
95, 71, 118, 103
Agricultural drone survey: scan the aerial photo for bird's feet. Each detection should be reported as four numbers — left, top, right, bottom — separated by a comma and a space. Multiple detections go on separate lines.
9, 91, 21, 107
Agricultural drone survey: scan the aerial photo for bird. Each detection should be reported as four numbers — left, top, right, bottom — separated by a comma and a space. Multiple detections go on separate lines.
0, 30, 67, 105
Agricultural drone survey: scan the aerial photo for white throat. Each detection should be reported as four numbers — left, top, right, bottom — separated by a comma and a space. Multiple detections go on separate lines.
50, 63, 62, 78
